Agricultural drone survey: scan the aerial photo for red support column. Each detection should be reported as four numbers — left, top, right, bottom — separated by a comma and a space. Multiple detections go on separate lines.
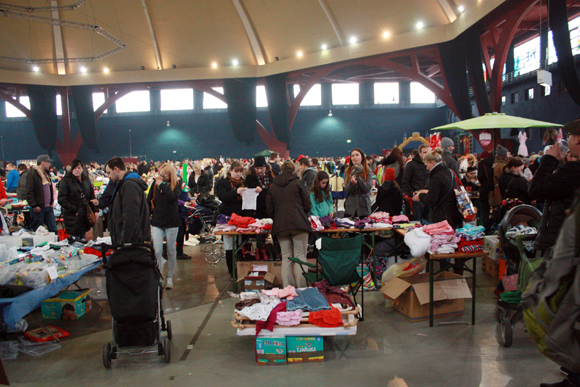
55, 87, 83, 167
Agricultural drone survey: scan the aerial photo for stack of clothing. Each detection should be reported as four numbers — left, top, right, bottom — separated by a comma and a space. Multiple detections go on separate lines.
455, 224, 486, 241
456, 238, 485, 253
428, 234, 461, 254
423, 220, 455, 236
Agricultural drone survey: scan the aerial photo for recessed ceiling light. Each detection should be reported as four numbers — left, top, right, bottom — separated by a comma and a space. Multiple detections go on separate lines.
321, 44, 328, 50
416, 21, 424, 29
212, 62, 218, 68
32, 66, 39, 72
80, 67, 87, 73
458, 5, 465, 13
297, 51, 303, 57
347, 139, 351, 143
383, 31, 390, 38
232, 59, 239, 66
349, 36, 357, 44
103, 68, 109, 73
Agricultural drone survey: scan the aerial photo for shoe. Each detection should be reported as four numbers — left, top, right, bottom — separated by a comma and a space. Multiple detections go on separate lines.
166, 278, 174, 289
177, 254, 192, 260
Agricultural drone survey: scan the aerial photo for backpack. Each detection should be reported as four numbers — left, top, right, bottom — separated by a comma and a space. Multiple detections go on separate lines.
522, 196, 580, 373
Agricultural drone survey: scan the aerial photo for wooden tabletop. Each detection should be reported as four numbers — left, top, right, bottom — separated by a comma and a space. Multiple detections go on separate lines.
214, 227, 395, 236
429, 251, 488, 260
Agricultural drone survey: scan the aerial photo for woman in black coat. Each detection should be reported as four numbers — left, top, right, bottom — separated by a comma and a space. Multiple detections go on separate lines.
188, 163, 211, 198
57, 159, 98, 240
498, 157, 532, 204
413, 148, 463, 229
371, 167, 403, 216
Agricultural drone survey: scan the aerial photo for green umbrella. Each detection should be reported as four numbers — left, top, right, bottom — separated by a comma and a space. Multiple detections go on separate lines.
253, 149, 274, 158
431, 112, 562, 131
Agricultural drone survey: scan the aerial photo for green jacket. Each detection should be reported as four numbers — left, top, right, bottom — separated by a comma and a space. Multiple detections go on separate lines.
309, 192, 333, 217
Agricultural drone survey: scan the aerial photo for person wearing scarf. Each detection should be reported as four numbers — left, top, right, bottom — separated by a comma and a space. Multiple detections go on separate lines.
25, 154, 57, 232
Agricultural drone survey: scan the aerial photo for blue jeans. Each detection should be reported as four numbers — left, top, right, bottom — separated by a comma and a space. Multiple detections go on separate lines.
151, 226, 179, 280
30, 207, 57, 233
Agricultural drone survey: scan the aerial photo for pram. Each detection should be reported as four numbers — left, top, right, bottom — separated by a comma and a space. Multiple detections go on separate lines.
101, 243, 172, 368
495, 204, 543, 347
184, 196, 224, 264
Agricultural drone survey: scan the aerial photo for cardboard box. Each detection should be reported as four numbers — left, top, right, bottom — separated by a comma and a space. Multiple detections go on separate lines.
381, 272, 472, 322
256, 337, 286, 365
484, 236, 500, 260
287, 336, 324, 363
484, 256, 499, 279
237, 261, 282, 287
41, 289, 92, 320
238, 265, 276, 292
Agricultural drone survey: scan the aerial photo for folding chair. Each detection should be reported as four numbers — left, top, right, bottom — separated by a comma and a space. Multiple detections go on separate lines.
289, 234, 364, 321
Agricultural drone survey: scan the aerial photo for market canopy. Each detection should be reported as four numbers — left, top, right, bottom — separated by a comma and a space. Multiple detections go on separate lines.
431, 112, 563, 131
253, 149, 274, 158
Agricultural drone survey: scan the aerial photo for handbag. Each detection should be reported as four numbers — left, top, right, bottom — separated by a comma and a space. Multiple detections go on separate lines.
450, 171, 477, 221
74, 179, 96, 227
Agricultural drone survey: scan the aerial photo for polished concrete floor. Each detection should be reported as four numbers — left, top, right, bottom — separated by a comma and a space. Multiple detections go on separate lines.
2, 244, 566, 387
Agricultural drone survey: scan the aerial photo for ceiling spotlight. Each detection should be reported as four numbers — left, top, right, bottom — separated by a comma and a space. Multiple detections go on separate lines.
297, 51, 303, 57
172, 64, 176, 69
141, 66, 145, 70
383, 31, 390, 38
103, 68, 109, 73
80, 67, 87, 73
458, 5, 465, 13
232, 59, 239, 66
328, 110, 333, 117
416, 21, 424, 29
321, 44, 327, 50
347, 139, 352, 143
349, 36, 357, 44
212, 62, 218, 68
32, 66, 39, 72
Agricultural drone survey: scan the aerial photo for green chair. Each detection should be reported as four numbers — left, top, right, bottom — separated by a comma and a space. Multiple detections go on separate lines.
289, 234, 364, 320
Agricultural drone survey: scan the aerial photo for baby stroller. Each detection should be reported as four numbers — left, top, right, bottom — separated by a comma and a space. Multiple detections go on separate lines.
495, 204, 543, 347
101, 243, 172, 368
185, 196, 224, 264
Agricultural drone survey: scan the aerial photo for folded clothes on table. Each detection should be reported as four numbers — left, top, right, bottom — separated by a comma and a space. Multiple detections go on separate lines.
286, 287, 331, 312
423, 220, 455, 236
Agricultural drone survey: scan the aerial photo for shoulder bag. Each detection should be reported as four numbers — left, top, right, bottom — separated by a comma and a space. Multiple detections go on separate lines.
74, 179, 96, 227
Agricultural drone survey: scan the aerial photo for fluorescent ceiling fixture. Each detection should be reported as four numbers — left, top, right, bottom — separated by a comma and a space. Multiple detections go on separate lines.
321, 44, 327, 50
297, 51, 303, 57
211, 62, 218, 68
32, 66, 39, 72
103, 68, 109, 73
232, 59, 239, 66
458, 5, 465, 13
349, 36, 357, 44
347, 139, 351, 143
383, 31, 390, 38
80, 67, 87, 73
416, 22, 424, 29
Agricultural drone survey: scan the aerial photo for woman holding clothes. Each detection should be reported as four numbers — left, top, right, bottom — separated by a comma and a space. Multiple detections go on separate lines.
310, 171, 334, 218
413, 148, 463, 229
267, 161, 311, 288
57, 159, 98, 241
344, 148, 373, 218
147, 164, 182, 289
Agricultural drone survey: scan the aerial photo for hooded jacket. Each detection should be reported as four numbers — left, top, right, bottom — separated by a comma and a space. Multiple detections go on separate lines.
477, 156, 495, 201
498, 170, 531, 204
57, 172, 97, 236
419, 162, 463, 229
147, 178, 182, 229
301, 166, 318, 191
401, 154, 428, 196
109, 171, 151, 245
371, 181, 403, 215
529, 155, 580, 252
442, 149, 460, 177
266, 171, 311, 237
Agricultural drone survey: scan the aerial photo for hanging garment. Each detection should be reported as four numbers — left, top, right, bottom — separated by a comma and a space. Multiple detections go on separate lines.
518, 131, 529, 157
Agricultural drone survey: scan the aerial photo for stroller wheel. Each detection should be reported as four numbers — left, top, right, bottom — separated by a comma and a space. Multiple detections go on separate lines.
501, 317, 513, 347
164, 338, 171, 363
158, 342, 164, 356
103, 343, 112, 369
494, 306, 503, 323
166, 320, 173, 340
203, 244, 224, 264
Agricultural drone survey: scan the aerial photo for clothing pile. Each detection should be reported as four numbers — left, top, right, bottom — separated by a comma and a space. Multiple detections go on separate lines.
455, 224, 486, 241
505, 224, 538, 251
403, 220, 486, 256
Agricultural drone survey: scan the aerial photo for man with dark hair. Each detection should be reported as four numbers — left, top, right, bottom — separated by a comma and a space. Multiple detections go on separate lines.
5, 163, 19, 193
269, 153, 281, 176
401, 144, 430, 221
105, 157, 151, 245
478, 151, 494, 232
16, 163, 29, 201
137, 160, 150, 176
26, 155, 57, 232
298, 157, 317, 191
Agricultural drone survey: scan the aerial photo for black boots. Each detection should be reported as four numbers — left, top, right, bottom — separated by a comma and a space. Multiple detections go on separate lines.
226, 250, 233, 276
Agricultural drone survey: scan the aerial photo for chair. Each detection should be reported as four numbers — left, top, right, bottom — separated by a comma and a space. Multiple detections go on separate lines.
289, 234, 364, 320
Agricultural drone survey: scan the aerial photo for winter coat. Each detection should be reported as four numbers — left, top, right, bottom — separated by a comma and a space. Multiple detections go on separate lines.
498, 171, 532, 204
301, 167, 318, 191
25, 168, 54, 209
529, 155, 580, 252
310, 191, 333, 217
245, 171, 275, 219
419, 162, 463, 229
188, 172, 211, 197
371, 181, 403, 215
401, 154, 428, 197
442, 149, 460, 177
147, 179, 182, 229
16, 169, 30, 201
477, 156, 494, 201
109, 171, 151, 245
215, 176, 243, 216
266, 172, 311, 237
489, 158, 507, 207
344, 168, 373, 217
269, 162, 281, 176
57, 172, 97, 236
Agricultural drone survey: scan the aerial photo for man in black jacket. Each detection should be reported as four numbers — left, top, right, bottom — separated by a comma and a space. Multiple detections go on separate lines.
441, 137, 460, 176
477, 151, 494, 232
26, 155, 57, 232
402, 144, 430, 221
105, 157, 151, 245
529, 119, 580, 254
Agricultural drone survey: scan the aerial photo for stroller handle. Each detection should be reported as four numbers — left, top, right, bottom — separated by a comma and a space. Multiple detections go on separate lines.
100, 242, 154, 259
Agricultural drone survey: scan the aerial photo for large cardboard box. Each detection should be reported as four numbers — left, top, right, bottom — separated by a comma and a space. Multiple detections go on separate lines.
237, 261, 282, 287
237, 264, 276, 293
381, 272, 472, 322
256, 337, 286, 365
287, 336, 324, 363
41, 289, 92, 320
484, 256, 499, 279
484, 236, 501, 260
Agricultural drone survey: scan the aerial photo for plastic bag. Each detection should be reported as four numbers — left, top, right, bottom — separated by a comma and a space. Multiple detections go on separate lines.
381, 256, 427, 287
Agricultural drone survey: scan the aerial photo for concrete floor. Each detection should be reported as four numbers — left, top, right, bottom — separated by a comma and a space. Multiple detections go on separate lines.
2, 244, 566, 387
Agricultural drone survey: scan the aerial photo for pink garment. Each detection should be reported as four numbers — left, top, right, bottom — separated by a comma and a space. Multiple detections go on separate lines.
391, 215, 410, 223
370, 212, 390, 222
262, 286, 299, 300
423, 220, 455, 235
276, 310, 303, 326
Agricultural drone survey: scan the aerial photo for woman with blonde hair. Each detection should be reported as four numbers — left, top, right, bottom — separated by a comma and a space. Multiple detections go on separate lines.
147, 163, 182, 289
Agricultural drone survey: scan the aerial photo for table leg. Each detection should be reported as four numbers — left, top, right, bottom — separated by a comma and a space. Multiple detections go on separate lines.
472, 256, 477, 325
232, 236, 238, 292
371, 233, 378, 288
429, 257, 434, 328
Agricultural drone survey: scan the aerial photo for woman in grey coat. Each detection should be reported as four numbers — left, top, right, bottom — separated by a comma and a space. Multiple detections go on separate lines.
344, 148, 373, 217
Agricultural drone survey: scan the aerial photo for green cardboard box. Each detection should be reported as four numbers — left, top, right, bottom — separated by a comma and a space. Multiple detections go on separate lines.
256, 337, 286, 365
41, 289, 92, 320
287, 336, 324, 363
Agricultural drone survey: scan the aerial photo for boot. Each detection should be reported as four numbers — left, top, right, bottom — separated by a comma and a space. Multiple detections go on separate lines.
226, 250, 233, 276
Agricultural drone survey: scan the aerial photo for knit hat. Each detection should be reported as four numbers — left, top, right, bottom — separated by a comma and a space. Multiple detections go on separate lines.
383, 167, 395, 182
441, 137, 454, 148
254, 156, 267, 167
496, 145, 509, 158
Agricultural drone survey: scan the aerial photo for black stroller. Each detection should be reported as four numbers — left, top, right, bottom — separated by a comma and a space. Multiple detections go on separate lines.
101, 243, 172, 368
495, 204, 542, 347
185, 196, 225, 264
